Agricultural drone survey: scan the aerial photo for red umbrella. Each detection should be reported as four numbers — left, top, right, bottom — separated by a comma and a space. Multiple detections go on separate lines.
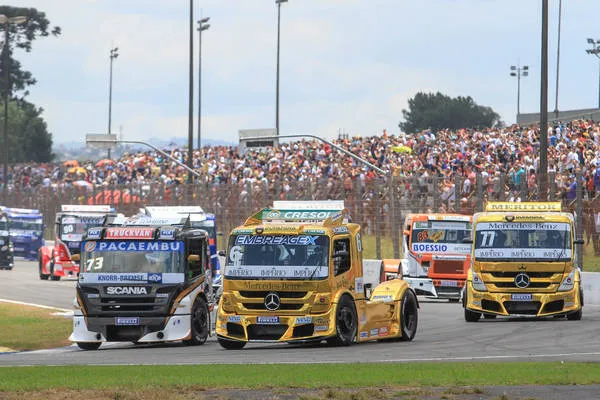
96, 159, 115, 168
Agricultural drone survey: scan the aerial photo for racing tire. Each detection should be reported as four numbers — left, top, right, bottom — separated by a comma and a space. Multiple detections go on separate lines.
483, 314, 497, 319
398, 289, 418, 341
217, 336, 247, 350
463, 289, 481, 322
326, 295, 357, 346
77, 342, 101, 351
185, 296, 209, 345
464, 308, 481, 322
567, 290, 583, 321
49, 262, 61, 281
39, 258, 49, 280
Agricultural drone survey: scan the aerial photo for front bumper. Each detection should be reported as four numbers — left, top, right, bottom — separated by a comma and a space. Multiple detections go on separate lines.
402, 276, 437, 297
216, 309, 335, 343
69, 313, 191, 344
0, 251, 13, 268
53, 261, 79, 277
464, 281, 582, 317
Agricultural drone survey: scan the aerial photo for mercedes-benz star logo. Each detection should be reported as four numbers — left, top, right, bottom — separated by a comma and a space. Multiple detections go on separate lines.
514, 272, 530, 289
264, 292, 280, 311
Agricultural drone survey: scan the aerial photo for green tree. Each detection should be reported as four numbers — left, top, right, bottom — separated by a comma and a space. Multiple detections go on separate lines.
0, 6, 60, 163
1, 100, 54, 162
0, 6, 61, 98
399, 92, 502, 134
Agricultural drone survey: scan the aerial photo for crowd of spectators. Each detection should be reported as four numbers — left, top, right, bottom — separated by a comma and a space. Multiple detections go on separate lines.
3, 119, 600, 206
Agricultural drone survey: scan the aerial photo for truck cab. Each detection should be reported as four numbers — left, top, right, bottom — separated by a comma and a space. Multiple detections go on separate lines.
392, 214, 472, 301
139, 206, 221, 290
216, 201, 419, 349
463, 202, 583, 321
1, 207, 44, 260
70, 215, 214, 350
39, 205, 117, 281
0, 211, 14, 270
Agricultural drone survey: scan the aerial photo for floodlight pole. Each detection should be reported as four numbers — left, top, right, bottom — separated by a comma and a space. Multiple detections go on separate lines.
86, 138, 200, 178
242, 133, 389, 176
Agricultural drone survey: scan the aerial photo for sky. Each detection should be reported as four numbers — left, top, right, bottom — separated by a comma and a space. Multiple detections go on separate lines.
9, 0, 600, 146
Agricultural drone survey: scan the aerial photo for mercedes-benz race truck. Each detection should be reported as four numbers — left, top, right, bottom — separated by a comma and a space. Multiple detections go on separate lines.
70, 215, 214, 350
392, 214, 472, 301
463, 201, 584, 322
1, 207, 44, 260
140, 206, 222, 294
0, 211, 14, 270
216, 201, 419, 350
39, 205, 117, 281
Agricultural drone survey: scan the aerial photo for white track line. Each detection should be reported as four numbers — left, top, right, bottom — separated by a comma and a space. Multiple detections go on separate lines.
0, 298, 72, 314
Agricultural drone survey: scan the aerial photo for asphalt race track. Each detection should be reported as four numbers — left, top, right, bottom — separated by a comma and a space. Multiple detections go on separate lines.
2, 259, 600, 367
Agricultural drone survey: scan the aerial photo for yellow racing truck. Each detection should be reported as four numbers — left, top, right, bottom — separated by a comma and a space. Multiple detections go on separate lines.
463, 202, 584, 321
216, 201, 419, 349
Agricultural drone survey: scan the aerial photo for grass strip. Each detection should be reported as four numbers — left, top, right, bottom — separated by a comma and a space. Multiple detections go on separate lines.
0, 303, 72, 351
0, 362, 599, 391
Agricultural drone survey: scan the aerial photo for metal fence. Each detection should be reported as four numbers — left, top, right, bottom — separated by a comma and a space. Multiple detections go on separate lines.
3, 171, 599, 268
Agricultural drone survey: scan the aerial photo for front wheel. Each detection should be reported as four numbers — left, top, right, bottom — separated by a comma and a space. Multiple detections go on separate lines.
398, 290, 418, 341
185, 296, 209, 345
50, 262, 61, 281
217, 336, 247, 350
39, 258, 49, 280
326, 295, 357, 346
77, 342, 101, 351
567, 290, 583, 321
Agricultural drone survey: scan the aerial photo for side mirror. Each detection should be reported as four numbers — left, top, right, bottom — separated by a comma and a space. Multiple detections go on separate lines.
364, 283, 372, 299
573, 239, 585, 245
71, 254, 80, 261
218, 250, 226, 257
187, 254, 200, 262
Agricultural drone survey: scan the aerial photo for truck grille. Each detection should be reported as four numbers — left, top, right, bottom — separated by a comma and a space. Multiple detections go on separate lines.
494, 282, 551, 289
238, 291, 307, 299
490, 272, 555, 278
247, 324, 288, 340
243, 303, 303, 311
432, 260, 464, 274
503, 301, 541, 315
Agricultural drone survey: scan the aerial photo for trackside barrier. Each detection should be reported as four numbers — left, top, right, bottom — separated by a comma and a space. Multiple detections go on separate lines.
362, 259, 384, 290
582, 272, 600, 306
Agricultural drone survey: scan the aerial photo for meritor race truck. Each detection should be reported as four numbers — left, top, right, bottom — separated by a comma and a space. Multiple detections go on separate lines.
70, 215, 214, 350
463, 201, 584, 321
39, 205, 117, 281
0, 210, 14, 270
216, 201, 419, 349
387, 214, 472, 301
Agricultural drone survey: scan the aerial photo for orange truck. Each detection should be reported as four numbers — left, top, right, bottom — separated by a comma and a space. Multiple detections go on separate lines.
384, 214, 472, 301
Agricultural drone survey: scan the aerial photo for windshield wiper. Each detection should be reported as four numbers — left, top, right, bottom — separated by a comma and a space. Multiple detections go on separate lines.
308, 265, 322, 281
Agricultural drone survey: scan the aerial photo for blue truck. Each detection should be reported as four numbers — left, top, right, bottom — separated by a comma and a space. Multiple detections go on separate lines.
1, 207, 45, 260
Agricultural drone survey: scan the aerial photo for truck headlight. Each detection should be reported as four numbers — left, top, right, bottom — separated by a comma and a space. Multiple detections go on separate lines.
471, 269, 487, 292
558, 269, 576, 292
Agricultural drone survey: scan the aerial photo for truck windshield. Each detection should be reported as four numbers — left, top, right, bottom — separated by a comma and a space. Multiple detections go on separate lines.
474, 222, 572, 261
60, 215, 105, 241
191, 220, 216, 242
225, 234, 330, 280
410, 220, 472, 254
9, 218, 43, 232
81, 240, 185, 273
